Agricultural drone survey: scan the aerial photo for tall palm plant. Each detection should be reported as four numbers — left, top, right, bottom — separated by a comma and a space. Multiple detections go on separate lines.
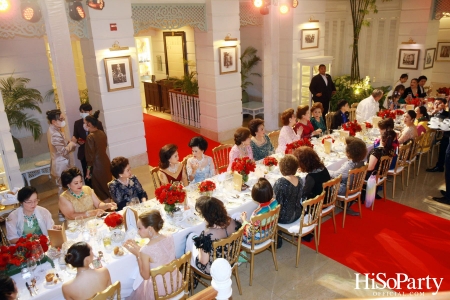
240, 46, 261, 103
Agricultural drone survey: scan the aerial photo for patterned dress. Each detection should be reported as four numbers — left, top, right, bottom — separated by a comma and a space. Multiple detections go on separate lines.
250, 135, 275, 161
186, 155, 215, 183
273, 177, 303, 224
60, 186, 96, 214
108, 176, 148, 210
310, 117, 327, 134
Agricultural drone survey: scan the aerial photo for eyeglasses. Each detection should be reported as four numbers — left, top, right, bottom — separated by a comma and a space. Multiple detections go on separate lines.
23, 199, 40, 205
58, 117, 65, 121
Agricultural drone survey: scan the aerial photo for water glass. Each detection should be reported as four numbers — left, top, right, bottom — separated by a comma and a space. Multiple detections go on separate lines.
131, 197, 140, 207
27, 258, 37, 279
21, 265, 31, 280
75, 216, 85, 231
102, 233, 112, 249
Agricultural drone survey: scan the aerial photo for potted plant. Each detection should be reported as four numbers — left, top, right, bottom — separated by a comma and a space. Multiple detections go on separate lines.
172, 71, 199, 96
0, 75, 44, 158
240, 46, 261, 103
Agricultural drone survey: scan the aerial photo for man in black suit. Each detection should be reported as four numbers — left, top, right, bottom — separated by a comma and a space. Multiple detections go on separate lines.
71, 103, 104, 186
309, 64, 336, 115
426, 98, 449, 173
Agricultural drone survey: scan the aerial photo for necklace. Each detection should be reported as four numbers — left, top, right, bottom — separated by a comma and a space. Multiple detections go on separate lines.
194, 154, 205, 171
150, 234, 160, 241
168, 163, 178, 173
68, 188, 84, 199
76, 268, 89, 276
239, 145, 248, 157
24, 214, 36, 228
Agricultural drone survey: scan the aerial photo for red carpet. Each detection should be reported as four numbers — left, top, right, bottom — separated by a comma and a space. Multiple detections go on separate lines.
143, 114, 221, 167
304, 200, 450, 294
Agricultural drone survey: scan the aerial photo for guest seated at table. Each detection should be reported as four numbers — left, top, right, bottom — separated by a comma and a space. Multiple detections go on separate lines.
401, 78, 420, 104
294, 146, 331, 200
187, 136, 216, 183
383, 75, 407, 108
356, 89, 384, 123
227, 127, 254, 172
374, 118, 399, 169
59, 167, 116, 220
366, 130, 397, 181
185, 197, 240, 275
384, 84, 405, 108
414, 106, 430, 136
294, 105, 322, 138
6, 186, 61, 244
0, 275, 18, 300
108, 156, 148, 211
331, 100, 350, 130
398, 110, 418, 145
329, 137, 367, 216
387, 90, 402, 110
241, 178, 278, 243
248, 119, 274, 161
124, 210, 178, 300
430, 98, 449, 119
277, 108, 301, 153
310, 103, 327, 134
63, 242, 111, 300
158, 144, 189, 186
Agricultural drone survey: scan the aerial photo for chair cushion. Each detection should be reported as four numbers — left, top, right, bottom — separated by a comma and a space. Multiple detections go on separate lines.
388, 166, 404, 174
336, 191, 361, 201
241, 238, 273, 250
278, 215, 316, 234
321, 205, 335, 215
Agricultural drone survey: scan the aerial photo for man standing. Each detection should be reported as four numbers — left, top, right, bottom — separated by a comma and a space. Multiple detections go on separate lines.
309, 64, 336, 115
355, 89, 384, 123
417, 75, 428, 98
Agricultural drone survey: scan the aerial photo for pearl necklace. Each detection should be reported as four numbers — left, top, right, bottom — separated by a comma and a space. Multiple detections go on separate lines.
194, 154, 205, 171
68, 188, 84, 199
168, 163, 179, 173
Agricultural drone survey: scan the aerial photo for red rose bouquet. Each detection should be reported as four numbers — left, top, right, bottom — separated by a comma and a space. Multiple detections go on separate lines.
263, 157, 278, 167
0, 234, 48, 271
285, 138, 314, 154
155, 183, 186, 212
198, 180, 216, 193
437, 87, 450, 96
321, 136, 335, 144
395, 109, 404, 116
104, 212, 123, 229
231, 157, 256, 183
342, 120, 362, 136
364, 122, 373, 129
406, 97, 421, 107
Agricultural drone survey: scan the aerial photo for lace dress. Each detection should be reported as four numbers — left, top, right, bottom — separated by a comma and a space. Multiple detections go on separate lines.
108, 176, 148, 210
250, 135, 275, 161
128, 236, 179, 300
186, 155, 215, 183
273, 177, 303, 224
276, 126, 301, 154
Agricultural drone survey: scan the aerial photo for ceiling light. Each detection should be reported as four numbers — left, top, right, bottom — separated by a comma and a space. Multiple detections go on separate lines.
21, 0, 41, 23
253, 0, 263, 8
280, 4, 289, 14
86, 0, 105, 10
0, 0, 10, 12
69, 1, 85, 20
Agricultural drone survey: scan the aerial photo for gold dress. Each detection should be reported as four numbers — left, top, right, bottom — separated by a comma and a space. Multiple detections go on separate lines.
61, 186, 96, 213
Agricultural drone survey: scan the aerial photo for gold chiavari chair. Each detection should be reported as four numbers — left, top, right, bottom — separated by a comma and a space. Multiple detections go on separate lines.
150, 166, 162, 191
416, 130, 435, 175
318, 175, 342, 245
430, 130, 444, 165
404, 135, 423, 186
212, 144, 233, 174
387, 144, 411, 199
364, 156, 392, 210
267, 130, 280, 150
92, 281, 121, 300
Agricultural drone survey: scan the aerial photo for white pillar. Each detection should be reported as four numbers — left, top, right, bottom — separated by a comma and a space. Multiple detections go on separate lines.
210, 258, 232, 300
196, 0, 242, 142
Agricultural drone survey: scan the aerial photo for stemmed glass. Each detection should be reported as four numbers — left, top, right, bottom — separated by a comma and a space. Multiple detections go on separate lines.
27, 258, 37, 280
31, 243, 45, 275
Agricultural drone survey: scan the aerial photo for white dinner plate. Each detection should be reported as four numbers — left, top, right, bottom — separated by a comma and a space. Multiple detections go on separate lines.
44, 279, 62, 289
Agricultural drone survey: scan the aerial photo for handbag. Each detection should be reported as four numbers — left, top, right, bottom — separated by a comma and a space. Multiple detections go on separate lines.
365, 173, 377, 208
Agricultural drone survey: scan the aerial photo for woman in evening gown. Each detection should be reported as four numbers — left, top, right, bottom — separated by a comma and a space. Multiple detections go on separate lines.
158, 144, 189, 186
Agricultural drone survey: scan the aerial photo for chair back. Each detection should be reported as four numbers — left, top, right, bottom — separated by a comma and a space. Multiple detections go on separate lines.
434, 129, 444, 142
150, 252, 191, 300
212, 226, 244, 267
246, 205, 281, 249
182, 154, 193, 169
351, 102, 359, 108
298, 191, 325, 233
322, 175, 342, 209
212, 144, 233, 173
150, 166, 162, 190
419, 130, 435, 152
408, 135, 423, 160
394, 143, 411, 171
268, 130, 280, 150
345, 165, 368, 197
92, 281, 121, 300
325, 112, 334, 132
375, 156, 392, 181
348, 108, 356, 122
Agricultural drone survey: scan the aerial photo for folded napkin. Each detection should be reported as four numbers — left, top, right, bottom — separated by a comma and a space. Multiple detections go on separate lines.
124, 207, 138, 232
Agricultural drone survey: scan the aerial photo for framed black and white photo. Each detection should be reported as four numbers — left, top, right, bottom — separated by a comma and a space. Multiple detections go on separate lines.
424, 48, 436, 69
219, 46, 238, 75
104, 56, 134, 92
436, 42, 450, 62
397, 49, 420, 70
301, 28, 319, 50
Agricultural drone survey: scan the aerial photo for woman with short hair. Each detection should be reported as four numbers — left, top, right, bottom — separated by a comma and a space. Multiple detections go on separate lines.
294, 105, 322, 138
310, 102, 327, 134
227, 127, 254, 172
276, 108, 301, 154
398, 110, 418, 145
248, 118, 274, 161
331, 100, 350, 130
186, 136, 216, 183
158, 144, 189, 186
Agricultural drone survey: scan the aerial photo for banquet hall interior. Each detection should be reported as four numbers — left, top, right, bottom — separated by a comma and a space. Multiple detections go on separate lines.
1, 0, 450, 299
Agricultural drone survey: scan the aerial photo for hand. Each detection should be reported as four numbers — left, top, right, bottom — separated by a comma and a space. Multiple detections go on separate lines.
86, 170, 91, 180
314, 129, 322, 135
190, 161, 199, 172
316, 93, 322, 97
52, 225, 62, 230
124, 239, 141, 256
107, 203, 117, 211
78, 139, 85, 145
71, 136, 77, 143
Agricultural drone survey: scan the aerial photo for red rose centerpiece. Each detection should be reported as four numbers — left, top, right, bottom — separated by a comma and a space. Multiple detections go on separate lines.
342, 120, 362, 136
378, 109, 404, 120
198, 180, 216, 197
231, 157, 256, 183
285, 138, 314, 154
263, 156, 278, 172
155, 182, 186, 213
104, 212, 124, 229
437, 87, 450, 96
364, 122, 373, 129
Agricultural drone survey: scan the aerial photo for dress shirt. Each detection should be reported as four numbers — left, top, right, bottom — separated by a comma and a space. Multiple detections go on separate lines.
321, 74, 328, 86
276, 125, 301, 154
356, 95, 380, 123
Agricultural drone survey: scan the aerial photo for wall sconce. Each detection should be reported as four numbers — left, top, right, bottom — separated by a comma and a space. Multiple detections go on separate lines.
68, 0, 85, 21
21, 0, 41, 22
401, 38, 416, 44
86, 0, 104, 10
224, 34, 237, 42
109, 41, 129, 51
308, 15, 319, 22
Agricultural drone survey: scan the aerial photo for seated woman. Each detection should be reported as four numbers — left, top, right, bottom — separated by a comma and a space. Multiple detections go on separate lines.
387, 90, 402, 110
124, 210, 178, 300
185, 197, 240, 275
294, 105, 322, 138
374, 118, 399, 169
248, 119, 274, 161
227, 127, 254, 172
108, 156, 148, 210
240, 178, 278, 243
414, 106, 430, 136
400, 79, 419, 104
329, 137, 367, 216
366, 130, 397, 181
187, 136, 216, 183
331, 100, 350, 130
6, 186, 60, 244
310, 103, 327, 134
398, 110, 418, 145
59, 167, 116, 220
158, 144, 189, 186
294, 146, 331, 200
384, 84, 405, 108
277, 109, 300, 153
62, 242, 111, 300
0, 275, 18, 300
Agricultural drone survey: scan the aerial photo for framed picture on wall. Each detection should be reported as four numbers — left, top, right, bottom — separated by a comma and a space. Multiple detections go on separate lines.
397, 49, 420, 70
104, 56, 134, 92
436, 42, 450, 62
423, 48, 436, 69
219, 46, 238, 75
301, 28, 319, 50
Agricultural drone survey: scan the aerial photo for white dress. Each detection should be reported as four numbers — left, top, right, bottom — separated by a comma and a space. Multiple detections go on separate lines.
276, 126, 301, 154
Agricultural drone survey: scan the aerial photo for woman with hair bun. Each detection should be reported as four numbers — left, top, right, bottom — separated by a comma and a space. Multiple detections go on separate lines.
0, 275, 18, 300
158, 144, 189, 186
85, 111, 113, 202
62, 242, 111, 300
124, 210, 178, 300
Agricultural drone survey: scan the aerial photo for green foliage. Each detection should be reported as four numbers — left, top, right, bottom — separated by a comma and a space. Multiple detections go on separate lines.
240, 46, 261, 90
0, 75, 43, 141
171, 72, 199, 96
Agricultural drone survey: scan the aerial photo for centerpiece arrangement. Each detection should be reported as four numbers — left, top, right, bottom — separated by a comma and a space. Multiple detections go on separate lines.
321, 136, 335, 144
263, 157, 278, 172
104, 212, 125, 242
285, 138, 314, 154
342, 120, 362, 136
406, 97, 421, 107
377, 109, 404, 120
364, 122, 373, 129
155, 183, 186, 214
437, 87, 449, 96
231, 156, 256, 183
198, 180, 216, 197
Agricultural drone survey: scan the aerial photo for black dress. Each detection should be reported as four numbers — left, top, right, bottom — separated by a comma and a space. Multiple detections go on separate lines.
366, 147, 386, 180
273, 177, 303, 224
303, 168, 331, 200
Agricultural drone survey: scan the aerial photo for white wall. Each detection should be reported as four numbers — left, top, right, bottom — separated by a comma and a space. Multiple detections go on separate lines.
431, 18, 450, 89
240, 25, 263, 101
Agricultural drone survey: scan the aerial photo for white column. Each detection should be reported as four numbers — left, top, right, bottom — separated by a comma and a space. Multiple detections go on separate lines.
196, 0, 242, 142
80, 0, 148, 166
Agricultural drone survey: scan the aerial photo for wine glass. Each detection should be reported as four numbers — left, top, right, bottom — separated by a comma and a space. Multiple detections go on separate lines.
75, 216, 85, 231
27, 258, 38, 280
31, 243, 46, 274
130, 197, 140, 207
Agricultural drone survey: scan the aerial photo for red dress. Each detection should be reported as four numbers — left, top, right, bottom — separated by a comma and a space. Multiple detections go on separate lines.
294, 121, 315, 138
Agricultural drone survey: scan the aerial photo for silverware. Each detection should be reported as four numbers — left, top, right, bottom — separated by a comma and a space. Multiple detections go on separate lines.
31, 278, 38, 293
56, 273, 64, 282
25, 282, 33, 297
